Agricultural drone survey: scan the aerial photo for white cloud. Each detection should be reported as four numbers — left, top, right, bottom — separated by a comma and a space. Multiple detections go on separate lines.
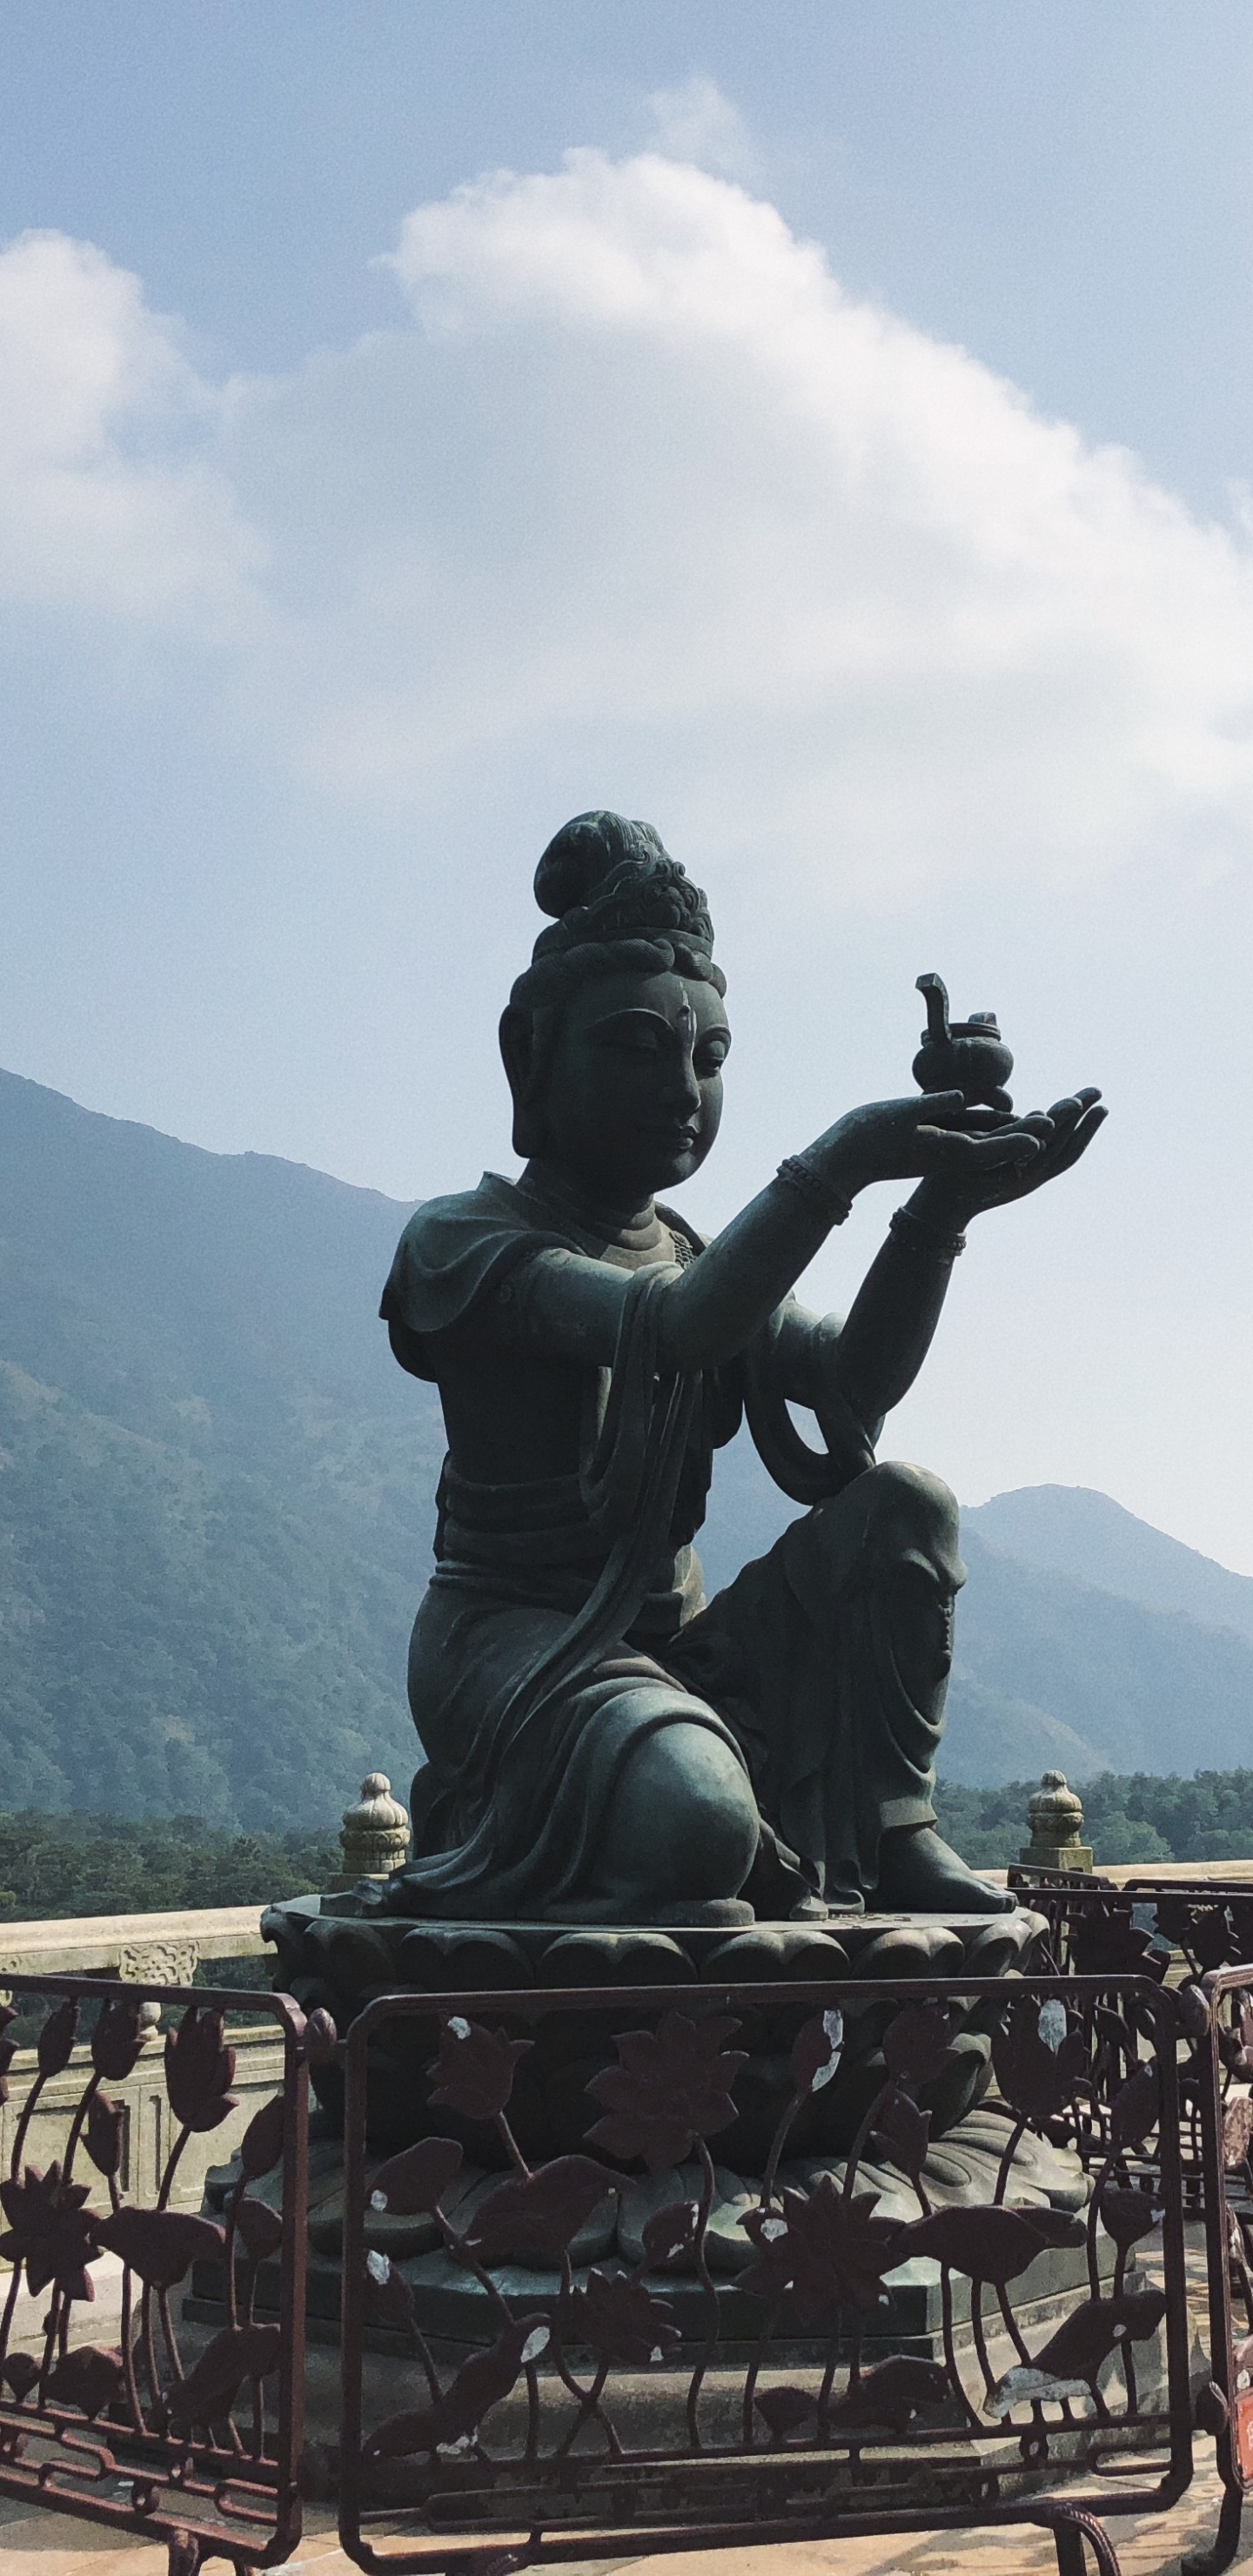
646, 76, 761, 180
9, 151, 1253, 1565
0, 231, 258, 630
5, 154, 1253, 902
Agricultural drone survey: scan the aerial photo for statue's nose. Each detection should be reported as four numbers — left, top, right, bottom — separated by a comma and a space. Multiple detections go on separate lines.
669, 1050, 702, 1116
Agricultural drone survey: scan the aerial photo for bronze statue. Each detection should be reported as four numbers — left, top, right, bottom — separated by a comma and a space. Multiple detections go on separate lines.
379, 814, 1104, 1925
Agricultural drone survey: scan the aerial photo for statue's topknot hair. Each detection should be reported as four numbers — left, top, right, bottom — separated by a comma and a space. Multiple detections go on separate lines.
534, 810, 667, 919
529, 810, 714, 963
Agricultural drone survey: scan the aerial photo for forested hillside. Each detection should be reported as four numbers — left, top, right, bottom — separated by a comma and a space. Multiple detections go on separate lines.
2, 1064, 1251, 1820
0, 1068, 439, 1821
935, 1769, 1253, 1868
3, 1767, 1251, 1918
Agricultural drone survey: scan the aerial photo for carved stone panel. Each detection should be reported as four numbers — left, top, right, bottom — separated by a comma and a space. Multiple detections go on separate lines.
117, 1937, 198, 1986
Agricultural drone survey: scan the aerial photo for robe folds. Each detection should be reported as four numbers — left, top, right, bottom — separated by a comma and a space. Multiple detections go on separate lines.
379, 1170, 959, 1917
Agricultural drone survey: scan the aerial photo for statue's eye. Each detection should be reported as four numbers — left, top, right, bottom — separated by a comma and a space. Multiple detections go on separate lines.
593, 1013, 666, 1056
696, 1035, 730, 1075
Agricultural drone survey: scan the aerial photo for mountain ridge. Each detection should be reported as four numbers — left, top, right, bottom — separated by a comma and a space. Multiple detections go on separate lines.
966, 1482, 1253, 1645
1, 1064, 1250, 1814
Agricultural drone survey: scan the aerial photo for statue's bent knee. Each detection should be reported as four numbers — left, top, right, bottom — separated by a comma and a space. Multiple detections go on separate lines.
813, 1459, 958, 1559
871, 1458, 959, 1537
808, 1461, 964, 1612
602, 1717, 759, 1905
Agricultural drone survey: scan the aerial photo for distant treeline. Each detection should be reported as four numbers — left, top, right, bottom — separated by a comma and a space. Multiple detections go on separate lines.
936, 1770, 1253, 1870
2, 1773, 1251, 1921
0, 1812, 338, 1922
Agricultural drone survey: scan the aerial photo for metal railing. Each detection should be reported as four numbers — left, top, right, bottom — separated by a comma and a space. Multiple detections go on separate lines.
1011, 1875, 1253, 1987
337, 1968, 1197, 2576
7, 1868, 1253, 2573
1176, 1961, 1253, 2576
991, 1875, 1253, 2573
0, 1969, 319, 2576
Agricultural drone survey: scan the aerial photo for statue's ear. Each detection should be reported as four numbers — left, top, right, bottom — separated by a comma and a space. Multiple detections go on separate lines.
499, 1005, 545, 1157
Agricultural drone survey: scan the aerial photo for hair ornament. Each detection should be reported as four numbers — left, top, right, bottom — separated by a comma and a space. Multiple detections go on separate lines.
530, 812, 714, 963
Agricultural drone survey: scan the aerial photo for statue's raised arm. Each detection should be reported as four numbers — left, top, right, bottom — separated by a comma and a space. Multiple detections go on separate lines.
379, 812, 1105, 1927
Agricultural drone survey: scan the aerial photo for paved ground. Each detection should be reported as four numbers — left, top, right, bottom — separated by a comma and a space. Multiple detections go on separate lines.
0, 2468, 1250, 2576
0, 2223, 1240, 2575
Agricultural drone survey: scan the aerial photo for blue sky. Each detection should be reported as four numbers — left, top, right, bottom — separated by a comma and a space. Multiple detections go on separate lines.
3, 3, 1253, 1566
5, 3, 1250, 510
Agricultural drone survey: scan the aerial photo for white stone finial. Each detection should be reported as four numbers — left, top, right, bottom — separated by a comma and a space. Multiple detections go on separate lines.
333, 1772, 411, 1888
1021, 1771, 1093, 1875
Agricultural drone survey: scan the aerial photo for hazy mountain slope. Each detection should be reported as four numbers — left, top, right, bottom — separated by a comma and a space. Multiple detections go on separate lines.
3, 1063, 1252, 1818
0, 1065, 420, 1485
967, 1484, 1253, 1644
945, 1529, 1253, 1782
0, 1361, 423, 1815
935, 1672, 1116, 1788
0, 1070, 443, 1823
696, 1428, 794, 1595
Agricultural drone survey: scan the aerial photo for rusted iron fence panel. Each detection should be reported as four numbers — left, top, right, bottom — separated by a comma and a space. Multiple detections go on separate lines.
1005, 1876, 1253, 2573
1012, 1877, 1253, 2217
0, 1969, 316, 2576
337, 1969, 1196, 2576
1174, 1961, 1253, 2576
1013, 1876, 1253, 1990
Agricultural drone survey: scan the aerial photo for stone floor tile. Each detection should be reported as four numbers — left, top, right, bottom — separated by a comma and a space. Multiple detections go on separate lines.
4, 2466, 1253, 2576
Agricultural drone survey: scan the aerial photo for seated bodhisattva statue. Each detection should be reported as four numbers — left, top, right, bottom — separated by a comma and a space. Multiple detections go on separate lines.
379, 815, 1104, 1924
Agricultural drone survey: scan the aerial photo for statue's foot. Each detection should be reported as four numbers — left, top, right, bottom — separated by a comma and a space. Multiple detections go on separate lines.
874, 1824, 1015, 1915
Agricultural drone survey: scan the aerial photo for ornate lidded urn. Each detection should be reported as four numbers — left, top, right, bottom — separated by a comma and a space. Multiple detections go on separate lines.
913, 972, 1015, 1111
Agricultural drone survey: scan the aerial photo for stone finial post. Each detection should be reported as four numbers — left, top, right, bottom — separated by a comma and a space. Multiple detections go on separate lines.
1020, 1771, 1093, 1875
332, 1773, 411, 1888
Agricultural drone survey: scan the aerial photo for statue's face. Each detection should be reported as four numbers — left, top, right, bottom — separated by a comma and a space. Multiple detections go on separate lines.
539, 969, 730, 1201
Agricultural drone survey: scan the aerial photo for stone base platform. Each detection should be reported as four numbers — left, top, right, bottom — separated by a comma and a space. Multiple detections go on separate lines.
260, 1898, 1046, 2158
189, 1896, 1191, 2522
242, 1898, 1057, 2367
263, 1895, 1042, 2002
191, 2070, 1098, 2371
184, 2120, 1167, 2498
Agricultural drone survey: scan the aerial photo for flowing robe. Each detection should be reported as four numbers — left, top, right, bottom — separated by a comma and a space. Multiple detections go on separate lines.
380, 1170, 961, 1917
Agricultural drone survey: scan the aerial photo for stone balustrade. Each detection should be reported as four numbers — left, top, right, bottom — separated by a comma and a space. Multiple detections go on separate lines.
0, 1768, 412, 1989
990, 1857, 1253, 1888
0, 1902, 282, 2217
0, 1900, 273, 1989
0, 1766, 414, 2216
0, 2021, 286, 2217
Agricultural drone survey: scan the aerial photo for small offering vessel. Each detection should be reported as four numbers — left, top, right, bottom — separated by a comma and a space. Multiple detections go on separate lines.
913, 973, 1015, 1111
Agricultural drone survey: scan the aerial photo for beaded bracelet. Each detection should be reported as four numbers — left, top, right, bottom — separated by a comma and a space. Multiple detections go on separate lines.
889, 1204, 968, 1260
775, 1155, 853, 1227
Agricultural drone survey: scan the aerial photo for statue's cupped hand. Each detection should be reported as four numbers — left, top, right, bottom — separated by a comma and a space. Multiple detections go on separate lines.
906, 1087, 1108, 1226
821, 1090, 1055, 1198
